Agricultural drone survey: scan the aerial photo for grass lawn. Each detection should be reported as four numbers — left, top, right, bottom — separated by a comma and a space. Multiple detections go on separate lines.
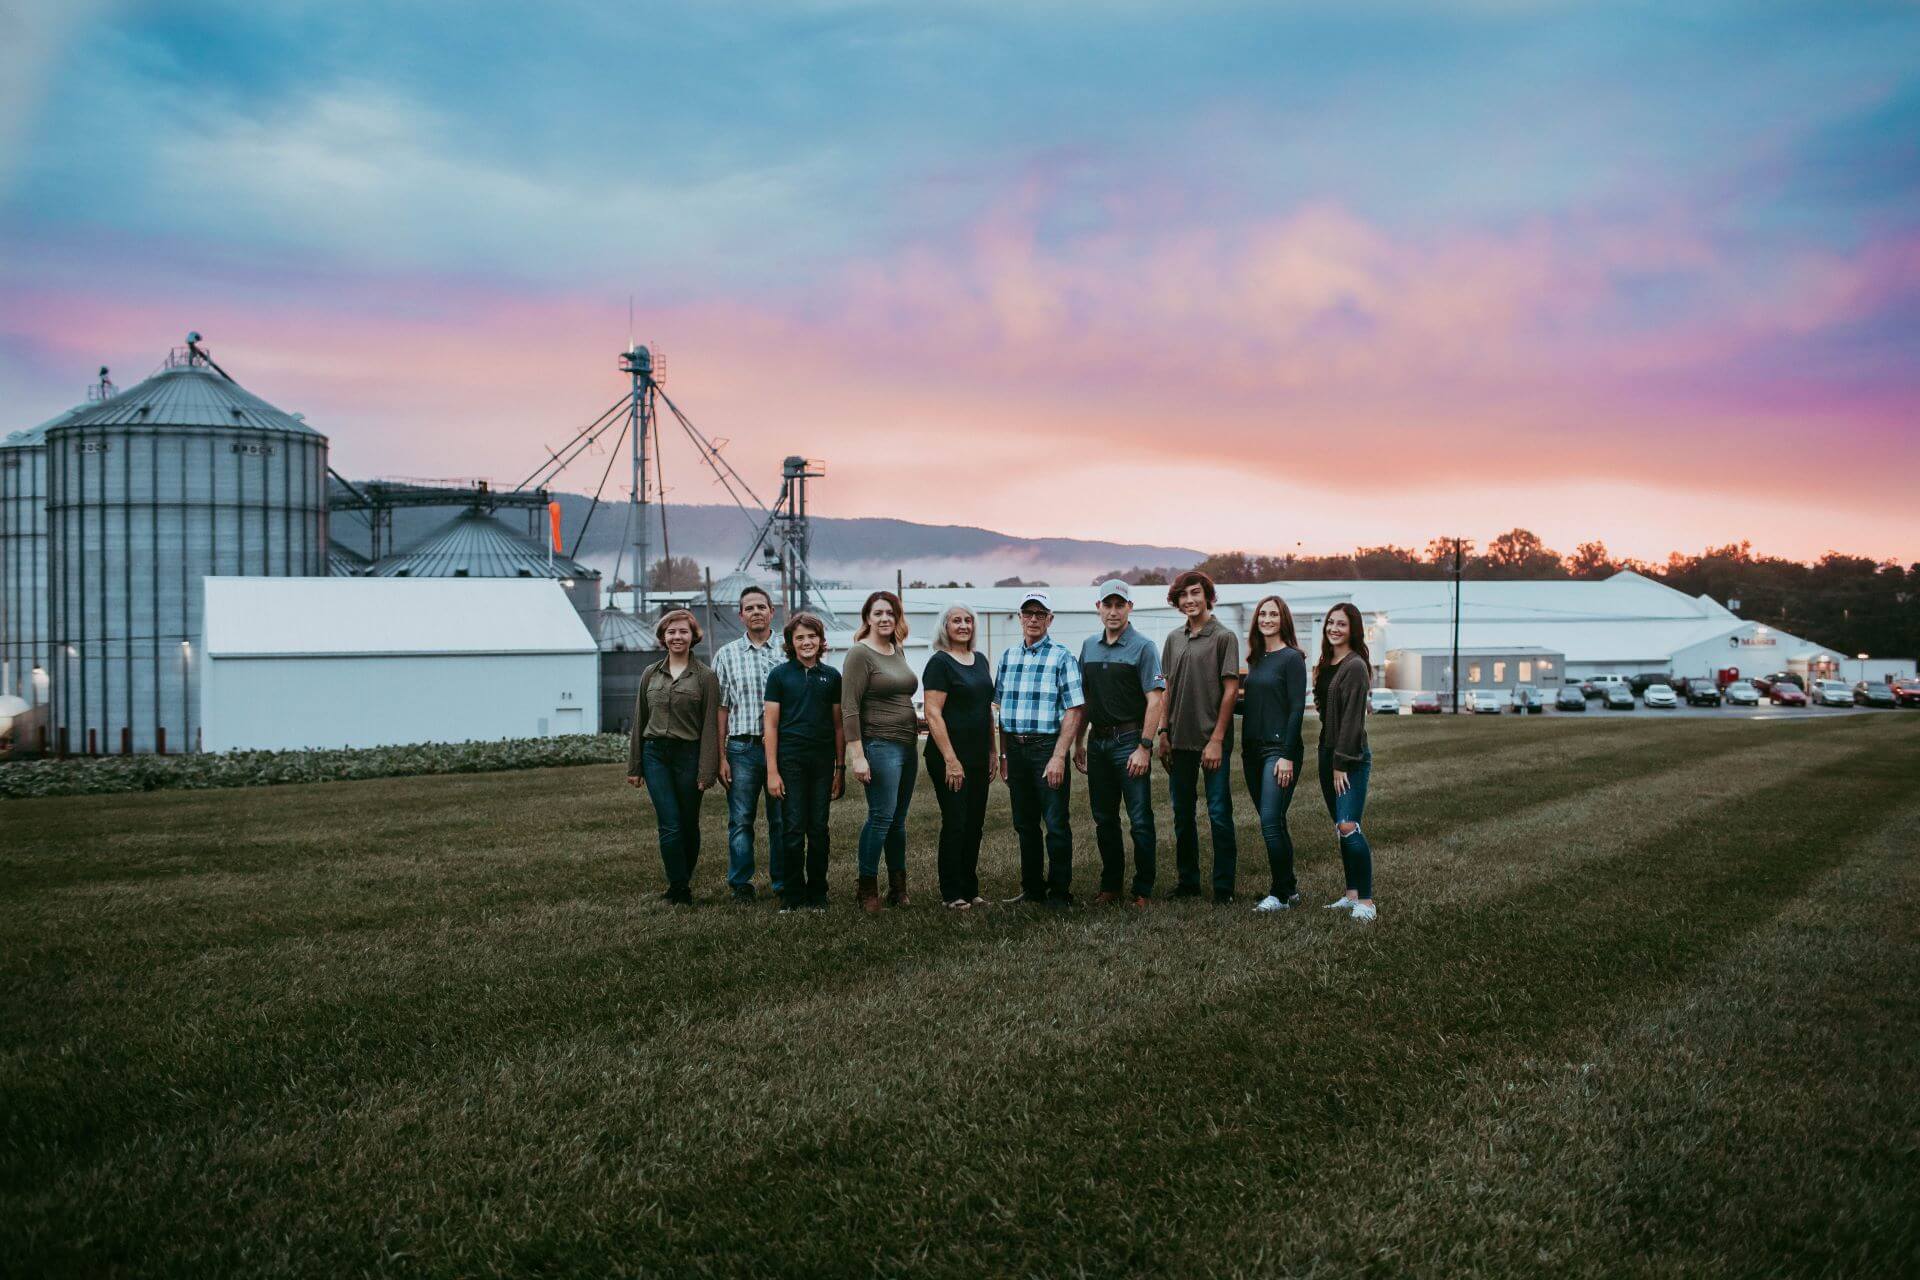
4, 714, 1917, 1277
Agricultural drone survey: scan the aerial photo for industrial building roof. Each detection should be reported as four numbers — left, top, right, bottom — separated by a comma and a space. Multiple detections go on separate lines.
202, 578, 599, 657
53, 364, 322, 436
370, 508, 600, 581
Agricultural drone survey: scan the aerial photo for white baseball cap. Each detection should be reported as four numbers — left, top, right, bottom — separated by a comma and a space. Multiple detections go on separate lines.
1018, 590, 1052, 612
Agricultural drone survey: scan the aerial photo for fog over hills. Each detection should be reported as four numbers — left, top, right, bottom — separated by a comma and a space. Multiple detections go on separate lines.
330, 491, 1204, 589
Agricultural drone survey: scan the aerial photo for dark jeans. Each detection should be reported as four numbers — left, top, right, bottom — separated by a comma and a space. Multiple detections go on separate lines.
640, 736, 704, 891
1318, 747, 1374, 899
1243, 748, 1300, 899
1168, 747, 1238, 894
725, 737, 784, 893
926, 747, 990, 901
770, 748, 833, 906
857, 738, 916, 877
1086, 730, 1155, 896
1005, 734, 1073, 901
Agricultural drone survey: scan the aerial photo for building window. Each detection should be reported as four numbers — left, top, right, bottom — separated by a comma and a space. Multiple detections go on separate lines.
1539, 660, 1555, 676
1467, 663, 1482, 684
1494, 661, 1507, 683
1519, 661, 1533, 682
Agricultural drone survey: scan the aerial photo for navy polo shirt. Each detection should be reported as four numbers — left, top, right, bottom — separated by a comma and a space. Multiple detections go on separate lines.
1077, 625, 1165, 730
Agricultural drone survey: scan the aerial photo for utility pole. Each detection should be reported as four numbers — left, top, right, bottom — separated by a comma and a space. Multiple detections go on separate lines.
620, 344, 654, 615
1450, 536, 1464, 715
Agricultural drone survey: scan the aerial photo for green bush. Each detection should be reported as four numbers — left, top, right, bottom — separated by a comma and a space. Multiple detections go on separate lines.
0, 733, 628, 800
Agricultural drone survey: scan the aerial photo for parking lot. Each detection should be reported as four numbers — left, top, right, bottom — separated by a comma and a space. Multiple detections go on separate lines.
1385, 701, 1899, 720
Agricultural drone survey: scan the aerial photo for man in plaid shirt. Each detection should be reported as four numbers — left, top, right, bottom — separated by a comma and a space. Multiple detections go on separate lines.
713, 585, 785, 901
994, 591, 1085, 906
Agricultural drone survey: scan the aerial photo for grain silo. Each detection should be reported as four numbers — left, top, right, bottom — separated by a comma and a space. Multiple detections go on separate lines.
0, 393, 90, 712
370, 507, 601, 615
46, 337, 329, 754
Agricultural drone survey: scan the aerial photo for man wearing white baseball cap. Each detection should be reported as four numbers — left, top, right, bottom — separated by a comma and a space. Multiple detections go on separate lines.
993, 591, 1086, 906
1074, 579, 1165, 907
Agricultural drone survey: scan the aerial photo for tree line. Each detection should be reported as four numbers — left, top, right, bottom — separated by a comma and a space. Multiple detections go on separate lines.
1095, 532, 1920, 662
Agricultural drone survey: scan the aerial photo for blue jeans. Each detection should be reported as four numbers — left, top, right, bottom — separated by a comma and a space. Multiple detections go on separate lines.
769, 748, 833, 906
1168, 748, 1237, 894
1242, 749, 1300, 899
640, 737, 704, 891
725, 737, 784, 893
1086, 731, 1155, 896
1005, 734, 1073, 900
856, 738, 916, 878
1318, 747, 1373, 899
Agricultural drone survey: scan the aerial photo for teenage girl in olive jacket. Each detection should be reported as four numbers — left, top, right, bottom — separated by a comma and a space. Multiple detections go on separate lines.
1313, 602, 1377, 922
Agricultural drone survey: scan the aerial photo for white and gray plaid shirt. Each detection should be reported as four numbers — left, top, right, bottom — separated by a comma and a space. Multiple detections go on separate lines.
712, 634, 783, 736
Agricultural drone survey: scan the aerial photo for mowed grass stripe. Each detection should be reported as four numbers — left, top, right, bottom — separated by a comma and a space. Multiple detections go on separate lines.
0, 718, 1855, 1172
7, 725, 1904, 1274
1218, 800, 1920, 1278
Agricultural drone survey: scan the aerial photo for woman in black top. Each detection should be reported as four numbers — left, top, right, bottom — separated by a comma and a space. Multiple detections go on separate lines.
1313, 602, 1377, 923
922, 604, 995, 909
1241, 595, 1308, 913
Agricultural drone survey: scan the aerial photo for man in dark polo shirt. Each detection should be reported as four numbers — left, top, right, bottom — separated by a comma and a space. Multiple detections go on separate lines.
1158, 569, 1241, 902
1074, 580, 1166, 906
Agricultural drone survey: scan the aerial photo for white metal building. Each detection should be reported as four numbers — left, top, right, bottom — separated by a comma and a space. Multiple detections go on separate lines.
198, 577, 599, 751
796, 571, 1910, 696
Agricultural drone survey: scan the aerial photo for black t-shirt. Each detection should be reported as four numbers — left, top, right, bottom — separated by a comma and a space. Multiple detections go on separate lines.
765, 659, 842, 756
922, 650, 994, 764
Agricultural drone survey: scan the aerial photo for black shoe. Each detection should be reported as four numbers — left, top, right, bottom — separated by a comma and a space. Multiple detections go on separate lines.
1044, 893, 1074, 910
731, 885, 757, 902
1212, 890, 1236, 905
1002, 891, 1047, 905
1169, 885, 1203, 900
666, 885, 694, 906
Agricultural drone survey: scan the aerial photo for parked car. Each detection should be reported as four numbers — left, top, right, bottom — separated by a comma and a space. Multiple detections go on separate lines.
1891, 679, 1920, 708
1630, 672, 1677, 696
1724, 680, 1762, 707
1854, 681, 1897, 708
1410, 692, 1443, 715
1509, 686, 1546, 714
1770, 683, 1808, 706
1583, 674, 1629, 700
1752, 671, 1804, 695
1811, 679, 1856, 708
1683, 680, 1722, 707
1462, 689, 1508, 715
1368, 689, 1402, 716
1643, 682, 1679, 709
1603, 686, 1636, 710
1554, 687, 1588, 711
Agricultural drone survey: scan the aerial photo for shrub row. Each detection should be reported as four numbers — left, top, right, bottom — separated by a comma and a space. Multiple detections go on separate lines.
0, 734, 629, 800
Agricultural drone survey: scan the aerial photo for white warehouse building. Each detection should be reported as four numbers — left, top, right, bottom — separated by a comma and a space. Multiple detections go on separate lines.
789, 570, 1909, 697
198, 577, 599, 752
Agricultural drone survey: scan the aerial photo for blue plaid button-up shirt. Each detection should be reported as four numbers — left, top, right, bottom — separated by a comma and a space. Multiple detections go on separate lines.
994, 633, 1085, 736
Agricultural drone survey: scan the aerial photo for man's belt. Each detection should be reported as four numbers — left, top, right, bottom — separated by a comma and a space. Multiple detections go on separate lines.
1089, 720, 1144, 739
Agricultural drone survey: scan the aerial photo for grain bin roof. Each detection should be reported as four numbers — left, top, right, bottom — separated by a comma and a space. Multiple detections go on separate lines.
54, 364, 322, 436
3, 402, 87, 448
370, 508, 599, 581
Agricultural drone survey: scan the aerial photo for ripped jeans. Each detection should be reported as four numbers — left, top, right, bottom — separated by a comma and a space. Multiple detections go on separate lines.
1318, 747, 1373, 900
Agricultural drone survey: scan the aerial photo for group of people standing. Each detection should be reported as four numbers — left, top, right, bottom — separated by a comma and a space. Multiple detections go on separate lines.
624, 571, 1379, 922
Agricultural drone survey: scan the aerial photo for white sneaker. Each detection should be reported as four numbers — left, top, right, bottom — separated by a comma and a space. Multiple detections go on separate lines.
1351, 902, 1377, 922
1253, 894, 1300, 913
1324, 896, 1357, 912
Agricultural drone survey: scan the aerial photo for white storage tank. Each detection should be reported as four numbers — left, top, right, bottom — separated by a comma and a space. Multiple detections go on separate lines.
0, 398, 86, 712
45, 338, 329, 754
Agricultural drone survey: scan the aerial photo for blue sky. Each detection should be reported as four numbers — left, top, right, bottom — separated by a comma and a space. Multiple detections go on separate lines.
4, 1, 1917, 559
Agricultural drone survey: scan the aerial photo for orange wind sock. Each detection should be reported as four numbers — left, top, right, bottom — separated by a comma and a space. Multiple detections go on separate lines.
549, 501, 563, 553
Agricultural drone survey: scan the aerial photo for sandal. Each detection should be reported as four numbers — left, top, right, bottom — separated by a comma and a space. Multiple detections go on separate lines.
946, 898, 972, 911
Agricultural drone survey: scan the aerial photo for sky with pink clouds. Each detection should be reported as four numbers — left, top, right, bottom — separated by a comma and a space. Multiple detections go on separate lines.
3, 1, 1917, 564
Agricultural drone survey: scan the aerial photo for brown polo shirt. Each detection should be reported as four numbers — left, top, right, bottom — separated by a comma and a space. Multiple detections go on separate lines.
1161, 616, 1239, 752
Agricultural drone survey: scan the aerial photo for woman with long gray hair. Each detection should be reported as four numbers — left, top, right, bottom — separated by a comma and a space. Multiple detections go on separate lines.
922, 604, 995, 909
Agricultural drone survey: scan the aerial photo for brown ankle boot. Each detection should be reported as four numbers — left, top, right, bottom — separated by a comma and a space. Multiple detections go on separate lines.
857, 875, 882, 914
886, 866, 908, 907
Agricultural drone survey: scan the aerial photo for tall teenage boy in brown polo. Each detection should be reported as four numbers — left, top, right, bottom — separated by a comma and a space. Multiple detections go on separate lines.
1157, 570, 1241, 902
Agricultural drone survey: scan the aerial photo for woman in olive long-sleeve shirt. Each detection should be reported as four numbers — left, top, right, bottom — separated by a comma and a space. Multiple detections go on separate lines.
626, 609, 722, 904
1241, 595, 1308, 913
842, 590, 920, 911
1312, 602, 1377, 922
